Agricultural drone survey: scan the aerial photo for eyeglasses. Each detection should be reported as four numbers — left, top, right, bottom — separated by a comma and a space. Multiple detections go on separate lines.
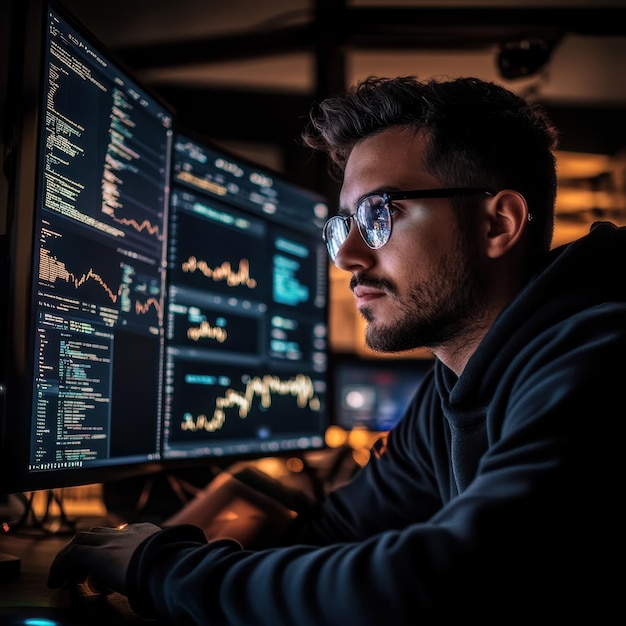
322, 187, 494, 263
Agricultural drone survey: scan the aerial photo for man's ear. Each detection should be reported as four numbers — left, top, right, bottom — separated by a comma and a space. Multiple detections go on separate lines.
483, 190, 529, 259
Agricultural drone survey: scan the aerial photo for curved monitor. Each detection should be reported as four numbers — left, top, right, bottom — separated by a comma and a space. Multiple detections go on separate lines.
0, 0, 329, 495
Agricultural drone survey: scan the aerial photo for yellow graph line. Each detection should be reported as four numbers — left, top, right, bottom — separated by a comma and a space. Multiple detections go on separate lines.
181, 374, 320, 433
182, 256, 257, 288
187, 320, 227, 343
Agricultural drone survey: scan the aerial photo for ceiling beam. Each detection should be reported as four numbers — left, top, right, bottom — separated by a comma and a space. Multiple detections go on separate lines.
114, 7, 626, 71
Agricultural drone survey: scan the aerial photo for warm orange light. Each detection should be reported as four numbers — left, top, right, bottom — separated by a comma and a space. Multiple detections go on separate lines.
347, 426, 371, 450
285, 456, 305, 474
325, 425, 348, 448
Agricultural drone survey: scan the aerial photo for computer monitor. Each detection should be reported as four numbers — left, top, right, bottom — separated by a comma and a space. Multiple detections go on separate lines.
0, 0, 329, 495
161, 132, 329, 462
330, 356, 434, 432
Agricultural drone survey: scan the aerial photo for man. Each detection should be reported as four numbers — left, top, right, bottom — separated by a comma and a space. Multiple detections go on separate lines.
48, 76, 625, 623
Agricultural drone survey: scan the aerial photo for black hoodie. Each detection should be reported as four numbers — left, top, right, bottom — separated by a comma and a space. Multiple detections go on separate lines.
127, 221, 626, 625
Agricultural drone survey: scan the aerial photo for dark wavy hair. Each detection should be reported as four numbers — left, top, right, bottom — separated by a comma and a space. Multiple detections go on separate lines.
301, 75, 559, 260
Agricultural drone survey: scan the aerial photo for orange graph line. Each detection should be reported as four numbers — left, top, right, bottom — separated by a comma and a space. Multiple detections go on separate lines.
111, 214, 162, 238
40, 247, 158, 317
40, 247, 121, 303
135, 296, 162, 315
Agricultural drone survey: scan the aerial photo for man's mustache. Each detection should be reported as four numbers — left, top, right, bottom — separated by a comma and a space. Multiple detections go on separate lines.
349, 274, 396, 295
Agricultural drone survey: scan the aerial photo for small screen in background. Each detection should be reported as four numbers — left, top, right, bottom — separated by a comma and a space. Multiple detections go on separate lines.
332, 358, 433, 432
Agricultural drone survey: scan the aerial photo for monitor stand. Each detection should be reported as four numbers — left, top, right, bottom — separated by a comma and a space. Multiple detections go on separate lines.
1, 493, 24, 582
0, 552, 20, 583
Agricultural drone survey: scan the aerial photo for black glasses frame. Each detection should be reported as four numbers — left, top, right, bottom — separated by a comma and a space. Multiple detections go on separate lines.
322, 187, 495, 262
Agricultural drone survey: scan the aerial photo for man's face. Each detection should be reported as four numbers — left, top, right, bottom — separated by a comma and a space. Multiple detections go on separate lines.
336, 127, 488, 353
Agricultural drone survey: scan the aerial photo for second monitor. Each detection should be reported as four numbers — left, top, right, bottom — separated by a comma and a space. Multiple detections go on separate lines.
162, 133, 330, 462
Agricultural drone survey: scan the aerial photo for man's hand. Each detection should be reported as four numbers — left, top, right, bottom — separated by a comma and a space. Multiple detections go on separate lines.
47, 522, 161, 594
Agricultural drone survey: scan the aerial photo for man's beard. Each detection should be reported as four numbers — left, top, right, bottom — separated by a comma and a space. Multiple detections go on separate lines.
358, 232, 487, 353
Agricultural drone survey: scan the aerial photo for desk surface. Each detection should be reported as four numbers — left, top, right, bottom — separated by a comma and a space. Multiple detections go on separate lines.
0, 523, 159, 625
